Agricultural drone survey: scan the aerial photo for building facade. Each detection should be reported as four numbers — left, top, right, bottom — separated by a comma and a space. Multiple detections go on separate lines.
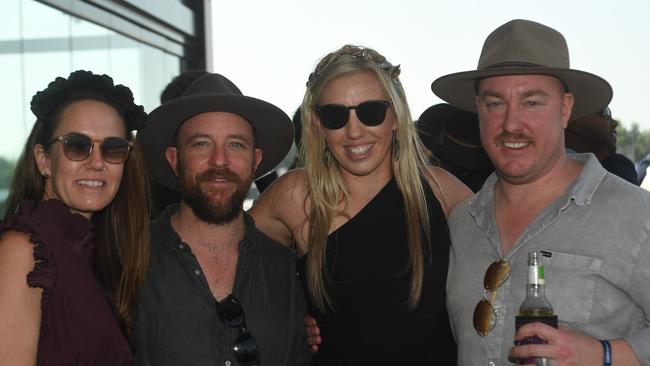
0, 0, 209, 200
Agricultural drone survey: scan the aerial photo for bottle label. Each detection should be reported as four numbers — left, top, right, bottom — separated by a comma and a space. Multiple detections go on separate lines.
528, 265, 545, 285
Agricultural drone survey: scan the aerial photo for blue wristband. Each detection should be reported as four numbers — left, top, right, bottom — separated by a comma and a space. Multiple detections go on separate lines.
600, 340, 612, 366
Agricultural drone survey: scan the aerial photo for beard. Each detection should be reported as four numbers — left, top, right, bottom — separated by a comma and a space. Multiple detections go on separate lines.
177, 163, 253, 225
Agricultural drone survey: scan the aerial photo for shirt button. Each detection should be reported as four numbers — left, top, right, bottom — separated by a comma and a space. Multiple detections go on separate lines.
194, 269, 201, 276
225, 361, 231, 366
178, 244, 184, 250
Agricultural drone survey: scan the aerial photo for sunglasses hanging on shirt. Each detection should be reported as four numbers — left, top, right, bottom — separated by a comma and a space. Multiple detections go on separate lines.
473, 259, 511, 336
216, 294, 261, 366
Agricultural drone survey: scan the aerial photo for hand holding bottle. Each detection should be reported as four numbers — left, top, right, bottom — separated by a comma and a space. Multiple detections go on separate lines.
510, 323, 609, 366
513, 252, 557, 365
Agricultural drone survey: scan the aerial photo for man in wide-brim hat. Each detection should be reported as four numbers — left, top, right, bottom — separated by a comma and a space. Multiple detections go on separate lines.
436, 19, 649, 365
133, 73, 311, 365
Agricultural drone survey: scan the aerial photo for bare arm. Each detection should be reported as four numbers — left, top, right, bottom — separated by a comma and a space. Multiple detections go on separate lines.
0, 230, 42, 366
249, 169, 309, 252
424, 166, 472, 218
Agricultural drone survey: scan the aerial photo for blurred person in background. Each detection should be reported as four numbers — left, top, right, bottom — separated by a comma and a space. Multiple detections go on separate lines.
565, 105, 638, 185
416, 103, 494, 192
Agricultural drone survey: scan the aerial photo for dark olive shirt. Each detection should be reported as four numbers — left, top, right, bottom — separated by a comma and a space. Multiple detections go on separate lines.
133, 205, 310, 366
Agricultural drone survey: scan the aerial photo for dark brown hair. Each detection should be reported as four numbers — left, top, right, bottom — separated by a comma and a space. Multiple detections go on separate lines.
3, 70, 150, 345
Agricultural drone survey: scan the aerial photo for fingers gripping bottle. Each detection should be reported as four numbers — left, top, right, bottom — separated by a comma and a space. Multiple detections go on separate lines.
514, 252, 558, 366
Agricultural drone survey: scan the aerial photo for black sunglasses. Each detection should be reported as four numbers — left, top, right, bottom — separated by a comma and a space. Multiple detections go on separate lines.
601, 106, 612, 121
315, 100, 391, 130
216, 295, 261, 366
49, 132, 133, 164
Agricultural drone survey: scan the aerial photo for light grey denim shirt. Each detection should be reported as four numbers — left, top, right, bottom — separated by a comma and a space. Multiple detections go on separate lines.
447, 153, 650, 366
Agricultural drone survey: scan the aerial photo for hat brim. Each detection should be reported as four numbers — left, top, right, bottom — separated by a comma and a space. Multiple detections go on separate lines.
138, 94, 293, 191
431, 67, 612, 120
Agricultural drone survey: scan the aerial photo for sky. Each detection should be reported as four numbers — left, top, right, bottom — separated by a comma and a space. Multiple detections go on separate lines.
209, 0, 650, 131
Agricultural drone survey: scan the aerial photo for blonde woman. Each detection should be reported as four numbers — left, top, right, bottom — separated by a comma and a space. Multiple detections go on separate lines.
250, 45, 470, 364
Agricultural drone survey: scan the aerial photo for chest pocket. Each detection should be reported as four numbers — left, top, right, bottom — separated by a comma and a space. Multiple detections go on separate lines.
543, 250, 602, 325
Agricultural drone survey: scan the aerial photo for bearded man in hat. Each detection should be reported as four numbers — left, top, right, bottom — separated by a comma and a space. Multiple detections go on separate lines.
133, 73, 310, 366
432, 19, 650, 365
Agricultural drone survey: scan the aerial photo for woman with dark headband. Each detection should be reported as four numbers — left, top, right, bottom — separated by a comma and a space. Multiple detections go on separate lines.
250, 45, 471, 364
0, 70, 150, 365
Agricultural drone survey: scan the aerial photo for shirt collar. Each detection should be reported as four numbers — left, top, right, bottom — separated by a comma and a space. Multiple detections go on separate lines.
158, 203, 259, 250
467, 153, 606, 218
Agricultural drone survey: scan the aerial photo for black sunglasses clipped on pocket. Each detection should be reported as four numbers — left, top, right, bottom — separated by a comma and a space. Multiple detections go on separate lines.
216, 294, 261, 366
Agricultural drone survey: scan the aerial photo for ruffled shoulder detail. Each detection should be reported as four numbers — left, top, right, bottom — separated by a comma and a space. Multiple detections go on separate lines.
1, 200, 56, 313
26, 240, 55, 312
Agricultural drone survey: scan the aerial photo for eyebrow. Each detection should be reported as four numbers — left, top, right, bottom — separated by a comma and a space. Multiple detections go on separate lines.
185, 133, 252, 144
478, 89, 550, 99
521, 89, 550, 98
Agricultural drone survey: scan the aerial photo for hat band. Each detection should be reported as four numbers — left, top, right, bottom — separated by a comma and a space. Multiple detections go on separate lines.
444, 132, 483, 149
481, 61, 545, 70
474, 61, 570, 93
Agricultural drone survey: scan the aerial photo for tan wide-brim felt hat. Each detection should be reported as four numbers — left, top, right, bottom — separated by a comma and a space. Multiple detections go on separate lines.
432, 19, 612, 119
138, 73, 293, 191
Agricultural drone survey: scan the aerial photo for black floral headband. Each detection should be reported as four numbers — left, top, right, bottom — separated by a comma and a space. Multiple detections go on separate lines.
30, 70, 147, 131
307, 45, 401, 88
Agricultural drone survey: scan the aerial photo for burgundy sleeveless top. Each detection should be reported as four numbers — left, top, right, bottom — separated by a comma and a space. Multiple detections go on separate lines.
1, 199, 132, 365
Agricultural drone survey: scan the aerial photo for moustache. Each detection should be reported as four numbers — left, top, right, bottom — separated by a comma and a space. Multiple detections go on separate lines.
496, 132, 532, 142
197, 168, 241, 184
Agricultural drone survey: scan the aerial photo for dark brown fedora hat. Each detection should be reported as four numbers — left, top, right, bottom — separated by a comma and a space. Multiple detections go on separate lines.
431, 19, 612, 119
138, 73, 293, 190
416, 104, 493, 171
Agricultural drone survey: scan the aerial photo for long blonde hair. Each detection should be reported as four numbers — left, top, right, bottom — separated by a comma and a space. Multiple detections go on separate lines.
300, 45, 441, 312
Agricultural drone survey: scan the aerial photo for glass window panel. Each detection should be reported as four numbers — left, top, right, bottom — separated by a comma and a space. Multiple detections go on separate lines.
0, 0, 21, 41
0, 54, 27, 161
0, 0, 184, 205
21, 0, 71, 40
69, 13, 111, 38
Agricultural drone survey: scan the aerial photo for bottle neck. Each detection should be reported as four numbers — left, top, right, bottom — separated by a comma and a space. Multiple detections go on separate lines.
528, 263, 545, 286
519, 262, 554, 316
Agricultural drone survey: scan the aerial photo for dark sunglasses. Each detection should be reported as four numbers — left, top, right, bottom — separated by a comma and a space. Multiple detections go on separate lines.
49, 132, 133, 164
315, 100, 391, 130
601, 106, 612, 121
473, 260, 510, 336
216, 295, 261, 366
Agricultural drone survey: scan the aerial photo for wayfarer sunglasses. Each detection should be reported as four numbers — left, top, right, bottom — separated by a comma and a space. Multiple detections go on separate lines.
49, 132, 133, 164
216, 295, 261, 366
315, 100, 391, 130
473, 260, 511, 336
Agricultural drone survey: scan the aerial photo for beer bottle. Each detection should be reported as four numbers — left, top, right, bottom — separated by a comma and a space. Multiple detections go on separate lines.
514, 252, 557, 366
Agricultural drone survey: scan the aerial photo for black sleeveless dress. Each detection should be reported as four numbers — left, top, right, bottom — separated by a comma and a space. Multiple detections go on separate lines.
298, 178, 456, 365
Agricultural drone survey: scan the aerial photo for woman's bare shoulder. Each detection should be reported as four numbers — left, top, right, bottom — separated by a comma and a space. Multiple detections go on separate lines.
249, 169, 310, 247
258, 168, 309, 205
423, 166, 472, 216
0, 230, 35, 265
